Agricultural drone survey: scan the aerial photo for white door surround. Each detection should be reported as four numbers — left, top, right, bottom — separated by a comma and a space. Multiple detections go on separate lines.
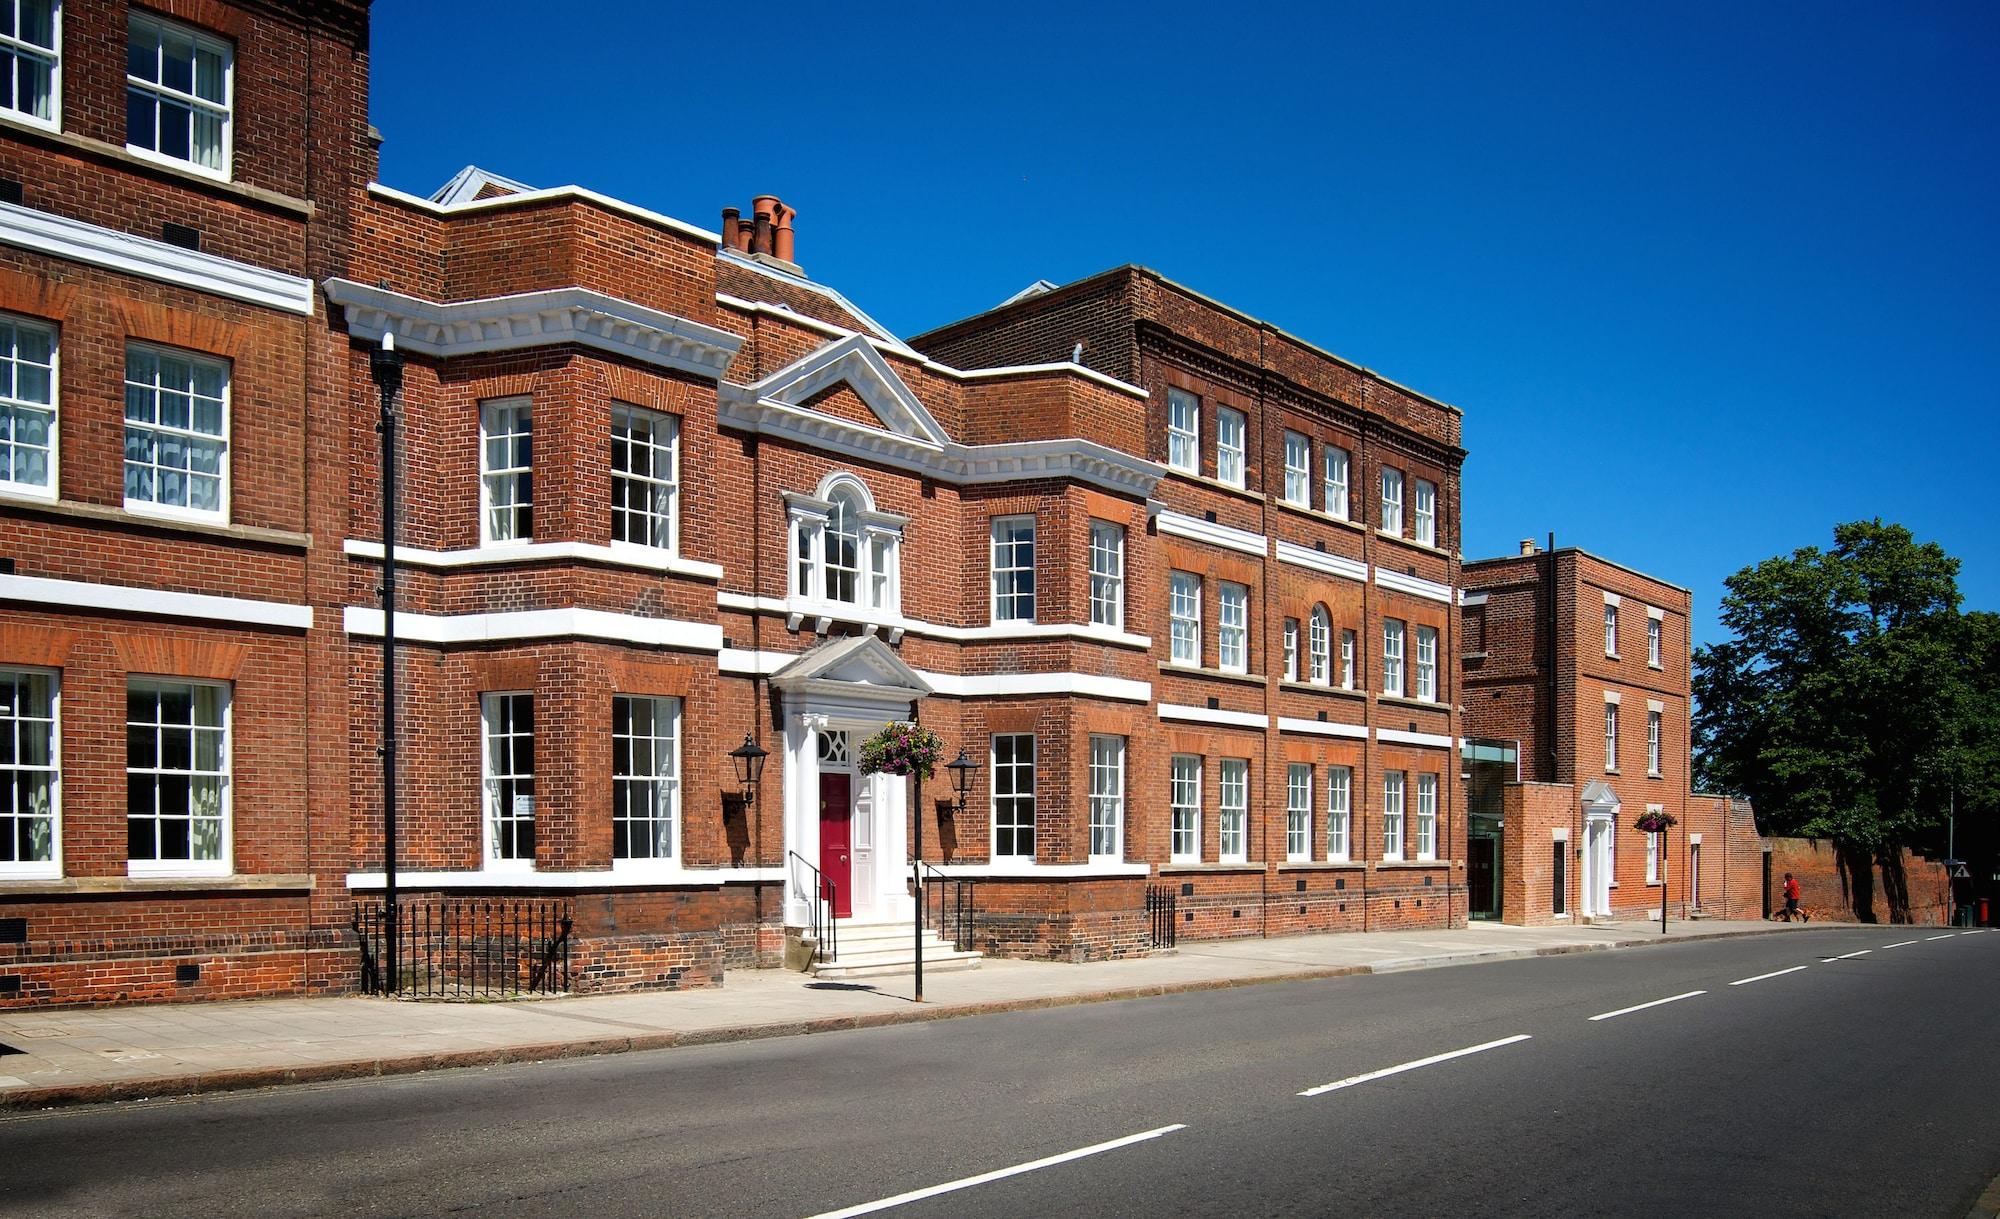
772, 636, 932, 928
1580, 779, 1619, 920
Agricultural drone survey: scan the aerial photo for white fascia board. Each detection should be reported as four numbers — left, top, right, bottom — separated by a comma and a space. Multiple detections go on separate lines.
1373, 567, 1455, 604
0, 200, 314, 315
1277, 716, 1369, 740
957, 362, 1148, 400
717, 248, 902, 343
714, 592, 1150, 650
930, 862, 1152, 879
1377, 727, 1454, 749
344, 606, 721, 652
2, 573, 312, 629
368, 181, 721, 245
1154, 510, 1270, 558
346, 866, 784, 890
1274, 539, 1368, 583
1159, 702, 1269, 730
952, 437, 1161, 497
323, 279, 742, 381
344, 539, 723, 582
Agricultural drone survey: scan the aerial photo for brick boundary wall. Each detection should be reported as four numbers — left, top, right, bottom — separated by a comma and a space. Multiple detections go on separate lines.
1767, 838, 1952, 925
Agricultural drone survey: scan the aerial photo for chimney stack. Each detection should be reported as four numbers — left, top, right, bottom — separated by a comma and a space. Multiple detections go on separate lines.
1519, 539, 1537, 556
722, 195, 802, 270
720, 207, 740, 252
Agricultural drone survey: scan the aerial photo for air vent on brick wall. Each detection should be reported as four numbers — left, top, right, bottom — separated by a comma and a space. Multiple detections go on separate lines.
0, 976, 19, 997
0, 558, 14, 575
176, 963, 201, 984
0, 178, 22, 207
0, 917, 24, 943
162, 223, 201, 251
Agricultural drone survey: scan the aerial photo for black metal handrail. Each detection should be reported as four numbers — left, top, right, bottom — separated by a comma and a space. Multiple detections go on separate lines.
1145, 884, 1177, 949
353, 898, 572, 999
788, 850, 838, 965
918, 861, 975, 953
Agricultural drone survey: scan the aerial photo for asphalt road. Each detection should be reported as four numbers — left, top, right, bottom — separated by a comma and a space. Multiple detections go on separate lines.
3, 927, 1996, 1219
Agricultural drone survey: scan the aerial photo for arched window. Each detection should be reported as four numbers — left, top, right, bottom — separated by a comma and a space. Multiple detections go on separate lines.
786, 473, 904, 614
1308, 605, 1332, 686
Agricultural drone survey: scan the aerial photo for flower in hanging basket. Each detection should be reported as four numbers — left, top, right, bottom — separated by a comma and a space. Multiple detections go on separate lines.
1633, 810, 1679, 834
858, 720, 946, 780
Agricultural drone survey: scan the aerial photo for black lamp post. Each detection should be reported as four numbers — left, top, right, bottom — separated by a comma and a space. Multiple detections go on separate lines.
729, 734, 769, 810
370, 332, 403, 994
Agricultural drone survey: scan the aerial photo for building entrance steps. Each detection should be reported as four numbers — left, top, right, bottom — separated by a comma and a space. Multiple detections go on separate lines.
0, 919, 1829, 1111
803, 919, 982, 979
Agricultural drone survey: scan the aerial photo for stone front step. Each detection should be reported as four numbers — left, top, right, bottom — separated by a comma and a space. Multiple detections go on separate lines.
794, 920, 983, 979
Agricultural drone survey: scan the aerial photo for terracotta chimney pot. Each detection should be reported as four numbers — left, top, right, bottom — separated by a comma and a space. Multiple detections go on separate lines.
772, 203, 796, 263
751, 209, 773, 256
721, 207, 740, 251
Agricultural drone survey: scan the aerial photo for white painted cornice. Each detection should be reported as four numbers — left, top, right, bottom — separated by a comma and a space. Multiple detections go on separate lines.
322, 280, 742, 381
714, 647, 1151, 704
714, 592, 1152, 650
343, 605, 721, 652
2, 573, 312, 629
0, 201, 314, 315
1277, 716, 1369, 740
1373, 567, 1455, 605
1158, 702, 1269, 730
1377, 727, 1454, 749
1274, 539, 1368, 583
343, 539, 723, 582
1153, 510, 1269, 558
736, 333, 949, 446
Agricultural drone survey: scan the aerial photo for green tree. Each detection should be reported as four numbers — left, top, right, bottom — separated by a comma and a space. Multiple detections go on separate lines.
1692, 521, 1972, 921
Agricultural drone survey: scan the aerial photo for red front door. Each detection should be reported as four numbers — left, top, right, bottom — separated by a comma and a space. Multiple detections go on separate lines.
819, 773, 853, 918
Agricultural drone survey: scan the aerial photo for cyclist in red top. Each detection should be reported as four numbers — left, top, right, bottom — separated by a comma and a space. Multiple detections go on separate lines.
1781, 873, 1807, 922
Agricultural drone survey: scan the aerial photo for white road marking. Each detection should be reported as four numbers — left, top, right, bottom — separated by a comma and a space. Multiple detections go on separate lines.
1832, 949, 1872, 960
1588, 990, 1707, 1021
804, 1124, 1188, 1218
1883, 940, 1919, 949
1729, 965, 1809, 986
1297, 1034, 1532, 1097
1927, 934, 1958, 941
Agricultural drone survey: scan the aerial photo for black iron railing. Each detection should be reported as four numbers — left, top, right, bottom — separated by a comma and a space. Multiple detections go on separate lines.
788, 850, 838, 965
354, 898, 572, 999
919, 861, 975, 952
1145, 884, 1177, 949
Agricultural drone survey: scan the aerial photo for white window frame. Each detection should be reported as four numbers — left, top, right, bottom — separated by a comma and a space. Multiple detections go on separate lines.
1648, 709, 1663, 776
786, 474, 903, 614
124, 342, 229, 523
1308, 606, 1331, 686
1170, 754, 1202, 863
1215, 406, 1246, 488
1323, 445, 1350, 520
1645, 811, 1662, 884
1605, 702, 1620, 773
0, 666, 59, 879
1340, 628, 1357, 690
1282, 617, 1299, 682
1382, 618, 1406, 696
1166, 387, 1199, 473
0, 0, 60, 131
482, 692, 536, 870
1415, 773, 1438, 861
611, 694, 681, 869
1169, 571, 1202, 666
1282, 431, 1310, 506
1415, 625, 1438, 702
1382, 770, 1405, 861
609, 404, 679, 553
1218, 758, 1248, 862
1648, 615, 1663, 668
1089, 519, 1125, 629
0, 312, 57, 500
1413, 478, 1436, 547
124, 9, 232, 180
479, 397, 532, 545
990, 516, 1037, 623
1286, 763, 1312, 862
1326, 766, 1351, 862
1380, 465, 1404, 535
991, 732, 1036, 860
1604, 601, 1619, 657
125, 677, 230, 877
1218, 581, 1249, 673
1088, 734, 1124, 862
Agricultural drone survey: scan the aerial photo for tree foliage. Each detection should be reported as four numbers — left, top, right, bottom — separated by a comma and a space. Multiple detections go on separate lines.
1692, 520, 1987, 852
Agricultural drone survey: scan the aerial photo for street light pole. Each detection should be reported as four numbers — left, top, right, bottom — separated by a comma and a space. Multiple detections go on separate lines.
371, 333, 403, 994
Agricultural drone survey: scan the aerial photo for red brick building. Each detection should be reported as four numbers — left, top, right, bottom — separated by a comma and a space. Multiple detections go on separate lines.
1460, 545, 1760, 924
2, 0, 1470, 1007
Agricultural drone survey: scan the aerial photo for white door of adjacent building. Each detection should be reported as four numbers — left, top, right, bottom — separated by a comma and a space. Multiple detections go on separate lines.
1583, 816, 1614, 918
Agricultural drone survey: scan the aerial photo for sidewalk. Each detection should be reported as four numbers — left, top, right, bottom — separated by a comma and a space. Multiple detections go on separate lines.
0, 918, 1823, 1110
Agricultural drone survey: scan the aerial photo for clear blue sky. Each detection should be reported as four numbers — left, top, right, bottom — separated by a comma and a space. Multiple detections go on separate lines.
371, 1, 1999, 647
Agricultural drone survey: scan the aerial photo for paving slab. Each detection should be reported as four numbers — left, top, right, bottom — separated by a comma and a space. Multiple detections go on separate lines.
0, 918, 1829, 1110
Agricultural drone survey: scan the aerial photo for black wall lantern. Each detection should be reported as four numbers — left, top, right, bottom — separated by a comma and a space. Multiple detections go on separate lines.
728, 734, 769, 812
946, 747, 980, 817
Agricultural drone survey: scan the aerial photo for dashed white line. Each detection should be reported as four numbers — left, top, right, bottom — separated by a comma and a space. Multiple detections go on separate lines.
1298, 1034, 1533, 1097
1589, 990, 1707, 1021
804, 1124, 1188, 1218
1832, 949, 1872, 960
1730, 965, 1809, 986
1927, 934, 1958, 941
1883, 940, 1919, 949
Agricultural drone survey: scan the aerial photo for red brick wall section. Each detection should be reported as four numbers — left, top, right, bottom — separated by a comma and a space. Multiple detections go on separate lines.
1768, 838, 1952, 925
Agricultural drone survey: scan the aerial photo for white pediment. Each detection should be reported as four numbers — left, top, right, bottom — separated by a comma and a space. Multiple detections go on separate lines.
771, 635, 933, 698
736, 334, 949, 447
1581, 780, 1621, 809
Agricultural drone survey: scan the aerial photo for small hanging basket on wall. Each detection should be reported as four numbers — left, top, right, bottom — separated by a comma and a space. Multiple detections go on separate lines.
1633, 810, 1679, 834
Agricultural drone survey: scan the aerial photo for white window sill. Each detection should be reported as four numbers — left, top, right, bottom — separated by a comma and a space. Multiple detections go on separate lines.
0, 108, 60, 136
347, 866, 785, 889
0, 864, 62, 882
124, 142, 231, 184
0, 482, 57, 504
124, 500, 229, 528
1277, 859, 1364, 871
940, 860, 1148, 879
127, 861, 232, 879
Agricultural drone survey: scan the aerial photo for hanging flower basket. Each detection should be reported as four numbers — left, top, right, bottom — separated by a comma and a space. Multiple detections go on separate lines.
858, 721, 945, 780
1633, 810, 1679, 834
